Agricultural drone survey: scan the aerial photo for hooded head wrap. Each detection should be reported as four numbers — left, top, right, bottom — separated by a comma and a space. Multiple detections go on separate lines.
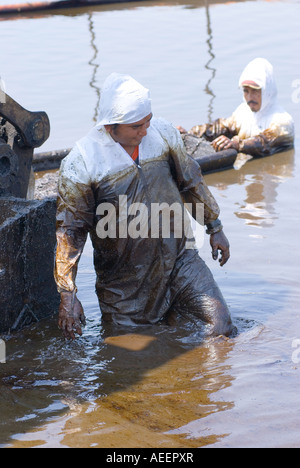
239, 58, 278, 115
233, 58, 294, 139
97, 73, 152, 126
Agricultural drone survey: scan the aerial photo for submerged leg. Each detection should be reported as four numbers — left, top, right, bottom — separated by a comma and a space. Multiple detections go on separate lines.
168, 251, 235, 337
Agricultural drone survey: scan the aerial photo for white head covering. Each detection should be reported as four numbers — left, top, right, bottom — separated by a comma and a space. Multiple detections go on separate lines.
97, 73, 152, 126
239, 58, 277, 116
233, 58, 294, 139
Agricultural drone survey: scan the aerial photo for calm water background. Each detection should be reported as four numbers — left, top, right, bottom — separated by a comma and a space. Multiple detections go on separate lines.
0, 0, 300, 448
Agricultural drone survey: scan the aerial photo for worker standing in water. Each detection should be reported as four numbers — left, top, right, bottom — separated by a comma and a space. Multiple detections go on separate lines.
55, 73, 235, 340
178, 58, 294, 157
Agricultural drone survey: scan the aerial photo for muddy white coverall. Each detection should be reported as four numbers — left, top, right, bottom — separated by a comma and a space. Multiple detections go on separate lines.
55, 73, 233, 334
54, 117, 232, 331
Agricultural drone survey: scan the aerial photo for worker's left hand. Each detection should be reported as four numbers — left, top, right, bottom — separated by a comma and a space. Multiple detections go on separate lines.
212, 135, 239, 152
210, 231, 230, 266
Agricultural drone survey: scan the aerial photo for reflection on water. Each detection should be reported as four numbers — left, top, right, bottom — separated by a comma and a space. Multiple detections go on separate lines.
235, 151, 295, 228
0, 314, 235, 448
87, 13, 101, 123
207, 150, 295, 229
0, 228, 293, 447
204, 0, 216, 123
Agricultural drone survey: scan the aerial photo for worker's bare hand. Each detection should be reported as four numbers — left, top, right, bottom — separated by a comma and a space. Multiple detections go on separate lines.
210, 231, 230, 267
58, 292, 86, 340
212, 135, 239, 152
176, 125, 188, 134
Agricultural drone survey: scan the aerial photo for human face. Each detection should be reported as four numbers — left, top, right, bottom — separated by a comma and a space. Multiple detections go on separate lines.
243, 86, 262, 112
106, 113, 153, 152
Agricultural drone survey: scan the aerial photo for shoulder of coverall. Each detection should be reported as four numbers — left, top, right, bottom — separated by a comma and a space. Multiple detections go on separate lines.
59, 119, 183, 186
270, 108, 295, 136
233, 101, 294, 128
59, 145, 91, 186
230, 102, 250, 125
60, 125, 132, 186
150, 117, 186, 149
58, 124, 109, 186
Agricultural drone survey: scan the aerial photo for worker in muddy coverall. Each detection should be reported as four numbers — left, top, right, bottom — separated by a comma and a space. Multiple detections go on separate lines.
55, 73, 234, 340
178, 58, 294, 156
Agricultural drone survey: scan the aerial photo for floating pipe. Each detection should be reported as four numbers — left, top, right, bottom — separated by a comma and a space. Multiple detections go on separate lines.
0, 0, 136, 15
32, 146, 238, 174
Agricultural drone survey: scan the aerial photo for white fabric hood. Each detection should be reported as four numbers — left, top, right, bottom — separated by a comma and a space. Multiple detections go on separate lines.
97, 73, 152, 125
239, 58, 278, 115
233, 58, 294, 138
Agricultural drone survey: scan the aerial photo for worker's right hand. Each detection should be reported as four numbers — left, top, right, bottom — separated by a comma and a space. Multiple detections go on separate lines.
58, 291, 86, 340
212, 135, 239, 152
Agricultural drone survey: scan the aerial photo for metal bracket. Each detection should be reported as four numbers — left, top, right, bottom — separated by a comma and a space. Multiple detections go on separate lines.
0, 93, 50, 198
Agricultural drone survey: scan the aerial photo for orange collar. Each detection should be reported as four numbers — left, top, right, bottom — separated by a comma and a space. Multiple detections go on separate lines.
131, 146, 139, 161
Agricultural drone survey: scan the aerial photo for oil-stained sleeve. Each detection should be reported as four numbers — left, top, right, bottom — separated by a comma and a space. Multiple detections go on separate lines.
238, 121, 294, 157
54, 148, 95, 293
160, 120, 220, 225
189, 116, 239, 141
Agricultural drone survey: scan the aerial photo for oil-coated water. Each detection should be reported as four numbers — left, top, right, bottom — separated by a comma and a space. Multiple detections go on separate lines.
0, 0, 300, 448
